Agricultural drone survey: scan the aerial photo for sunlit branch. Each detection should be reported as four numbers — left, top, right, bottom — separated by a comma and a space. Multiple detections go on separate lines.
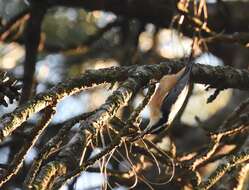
1, 61, 249, 142
0, 105, 56, 188
196, 149, 249, 190
23, 111, 95, 188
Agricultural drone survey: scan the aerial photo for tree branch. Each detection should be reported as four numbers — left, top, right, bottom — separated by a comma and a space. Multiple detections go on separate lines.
2, 62, 249, 142
20, 2, 48, 104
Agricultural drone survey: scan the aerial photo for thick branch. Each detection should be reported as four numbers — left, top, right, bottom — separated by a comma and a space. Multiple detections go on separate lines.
0, 106, 55, 188
20, 2, 47, 104
24, 111, 95, 188
0, 66, 128, 142
196, 149, 249, 190
1, 62, 249, 142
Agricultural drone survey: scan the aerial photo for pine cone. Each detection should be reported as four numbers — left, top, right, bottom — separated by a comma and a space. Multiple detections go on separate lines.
0, 71, 22, 107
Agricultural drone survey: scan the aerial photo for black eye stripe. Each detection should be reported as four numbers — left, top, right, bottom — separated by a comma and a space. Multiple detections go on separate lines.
148, 63, 193, 134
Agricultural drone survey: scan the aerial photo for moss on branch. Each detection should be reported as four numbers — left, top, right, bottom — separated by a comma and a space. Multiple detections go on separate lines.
1, 62, 249, 142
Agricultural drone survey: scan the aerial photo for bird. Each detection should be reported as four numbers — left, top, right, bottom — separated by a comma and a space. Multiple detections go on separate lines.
144, 61, 193, 135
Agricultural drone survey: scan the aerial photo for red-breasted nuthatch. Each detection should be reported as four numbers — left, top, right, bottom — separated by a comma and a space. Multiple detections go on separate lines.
145, 62, 193, 134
